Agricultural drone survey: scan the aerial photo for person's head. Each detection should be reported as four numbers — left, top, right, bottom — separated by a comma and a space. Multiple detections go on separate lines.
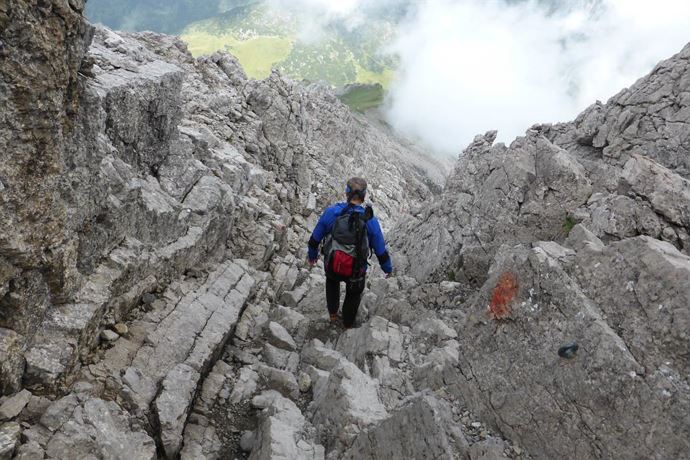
345, 177, 367, 205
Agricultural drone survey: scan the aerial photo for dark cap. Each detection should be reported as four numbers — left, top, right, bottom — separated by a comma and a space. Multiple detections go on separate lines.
346, 177, 367, 202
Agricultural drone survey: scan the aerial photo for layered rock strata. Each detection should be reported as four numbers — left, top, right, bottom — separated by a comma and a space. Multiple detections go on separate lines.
1, 1, 688, 459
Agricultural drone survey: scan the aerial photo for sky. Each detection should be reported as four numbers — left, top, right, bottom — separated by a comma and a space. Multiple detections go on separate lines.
272, 0, 690, 153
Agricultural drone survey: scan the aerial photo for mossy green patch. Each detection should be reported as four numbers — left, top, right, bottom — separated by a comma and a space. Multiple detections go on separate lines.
562, 216, 578, 235
338, 84, 385, 112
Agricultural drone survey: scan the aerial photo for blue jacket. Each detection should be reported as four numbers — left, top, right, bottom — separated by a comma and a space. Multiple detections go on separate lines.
308, 202, 393, 274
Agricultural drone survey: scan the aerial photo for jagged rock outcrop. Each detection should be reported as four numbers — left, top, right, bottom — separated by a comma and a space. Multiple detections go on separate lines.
342, 392, 468, 459
449, 238, 689, 458
0, 1, 457, 458
1, 6, 437, 399
392, 43, 690, 287
390, 42, 690, 459
2, 1, 689, 458
0, 0, 94, 394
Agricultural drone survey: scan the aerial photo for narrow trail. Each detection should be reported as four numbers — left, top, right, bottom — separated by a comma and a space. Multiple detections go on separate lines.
13, 250, 525, 459
182, 255, 527, 459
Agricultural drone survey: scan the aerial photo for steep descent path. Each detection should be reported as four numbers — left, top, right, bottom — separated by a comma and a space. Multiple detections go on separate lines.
1, 2, 689, 459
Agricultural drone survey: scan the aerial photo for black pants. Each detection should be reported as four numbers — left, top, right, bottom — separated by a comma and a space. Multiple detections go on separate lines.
326, 276, 365, 328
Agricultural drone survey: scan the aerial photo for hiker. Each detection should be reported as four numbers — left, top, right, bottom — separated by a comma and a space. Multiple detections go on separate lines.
307, 177, 393, 329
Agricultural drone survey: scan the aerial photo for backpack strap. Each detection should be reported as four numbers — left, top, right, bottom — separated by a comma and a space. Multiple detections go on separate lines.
364, 205, 374, 221
351, 208, 373, 279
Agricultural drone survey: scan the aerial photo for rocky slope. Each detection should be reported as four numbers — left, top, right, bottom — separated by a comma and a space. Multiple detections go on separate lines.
391, 43, 690, 458
1, 1, 689, 459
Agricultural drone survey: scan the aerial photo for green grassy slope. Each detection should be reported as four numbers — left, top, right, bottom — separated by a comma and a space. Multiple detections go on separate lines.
179, 3, 397, 94
337, 84, 386, 113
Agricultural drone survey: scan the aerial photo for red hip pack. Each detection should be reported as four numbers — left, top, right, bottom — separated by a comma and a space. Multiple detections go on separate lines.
330, 250, 355, 277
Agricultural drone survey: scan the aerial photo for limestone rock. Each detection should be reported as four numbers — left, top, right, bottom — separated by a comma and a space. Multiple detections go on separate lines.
0, 422, 20, 460
239, 430, 255, 452
255, 364, 300, 400
14, 440, 45, 460
391, 132, 593, 287
549, 43, 690, 178
621, 154, 690, 228
0, 330, 24, 396
250, 391, 324, 460
453, 242, 690, 459
469, 438, 510, 460
100, 329, 119, 342
336, 316, 406, 365
267, 321, 297, 351
572, 236, 690, 376
301, 339, 344, 371
263, 342, 299, 373
0, 389, 31, 421
298, 372, 312, 393
154, 363, 200, 459
113, 323, 129, 336
41, 397, 156, 459
2, 3, 690, 459
180, 423, 222, 460
230, 367, 260, 404
310, 359, 388, 450
342, 393, 468, 459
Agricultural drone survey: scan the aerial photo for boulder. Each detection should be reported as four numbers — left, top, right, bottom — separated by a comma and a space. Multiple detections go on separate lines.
0, 330, 24, 396
266, 321, 297, 351
41, 397, 156, 459
255, 364, 299, 400
310, 359, 388, 450
250, 391, 324, 460
336, 316, 406, 365
0, 422, 20, 460
342, 393, 468, 459
0, 389, 31, 421
453, 242, 690, 459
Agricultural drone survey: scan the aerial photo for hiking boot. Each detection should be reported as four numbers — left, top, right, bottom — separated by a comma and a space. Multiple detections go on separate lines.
329, 313, 338, 322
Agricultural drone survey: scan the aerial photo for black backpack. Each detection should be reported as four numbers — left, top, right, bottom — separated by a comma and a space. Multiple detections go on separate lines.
321, 205, 373, 281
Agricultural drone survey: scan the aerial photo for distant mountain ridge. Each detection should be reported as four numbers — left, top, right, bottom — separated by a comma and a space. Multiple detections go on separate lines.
85, 0, 256, 34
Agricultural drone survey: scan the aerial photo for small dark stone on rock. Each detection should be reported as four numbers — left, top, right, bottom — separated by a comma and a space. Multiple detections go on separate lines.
558, 342, 579, 359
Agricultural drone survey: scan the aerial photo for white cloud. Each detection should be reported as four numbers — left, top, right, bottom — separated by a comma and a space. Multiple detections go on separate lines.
261, 0, 690, 152
384, 0, 690, 152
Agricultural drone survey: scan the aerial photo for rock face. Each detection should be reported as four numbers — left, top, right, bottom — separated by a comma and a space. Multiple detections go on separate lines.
390, 42, 690, 459
342, 392, 468, 459
392, 43, 690, 287
0, 0, 93, 321
1, 1, 689, 459
451, 240, 689, 459
31, 394, 157, 459
1, 13, 437, 396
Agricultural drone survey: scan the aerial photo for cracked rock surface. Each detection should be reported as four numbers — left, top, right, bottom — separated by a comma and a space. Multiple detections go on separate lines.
0, 1, 688, 459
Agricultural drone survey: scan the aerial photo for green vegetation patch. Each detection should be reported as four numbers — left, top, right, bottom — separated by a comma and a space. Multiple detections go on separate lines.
179, 1, 397, 93
562, 216, 578, 235
182, 29, 294, 79
278, 38, 357, 87
338, 83, 385, 112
